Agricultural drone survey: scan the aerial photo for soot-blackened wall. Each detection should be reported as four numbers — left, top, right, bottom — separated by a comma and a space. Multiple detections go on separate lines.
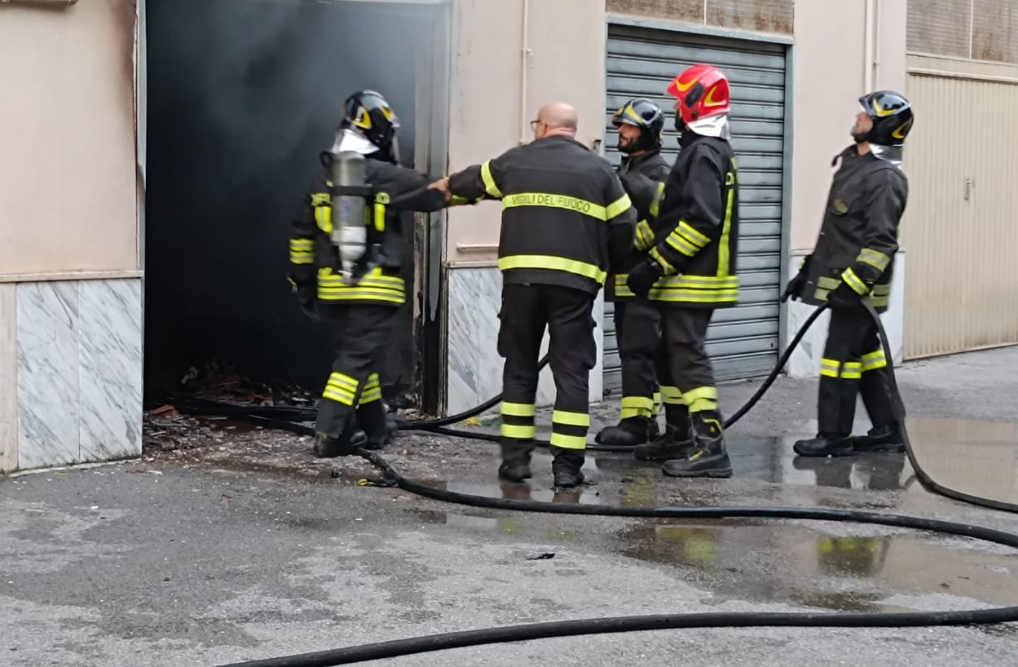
146, 0, 425, 400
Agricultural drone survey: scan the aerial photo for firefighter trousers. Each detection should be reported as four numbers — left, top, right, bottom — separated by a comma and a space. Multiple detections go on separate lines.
615, 299, 663, 421
818, 304, 902, 435
316, 303, 396, 443
498, 284, 596, 459
656, 307, 717, 420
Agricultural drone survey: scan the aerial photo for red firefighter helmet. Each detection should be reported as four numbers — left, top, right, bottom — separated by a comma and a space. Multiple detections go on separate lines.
666, 64, 731, 125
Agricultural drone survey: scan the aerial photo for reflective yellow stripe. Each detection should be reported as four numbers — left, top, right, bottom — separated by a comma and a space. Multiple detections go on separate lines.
374, 202, 386, 232
318, 289, 405, 304
818, 276, 840, 290
634, 220, 655, 251
363, 373, 380, 390
660, 385, 685, 406
862, 350, 887, 372
498, 255, 607, 284
842, 268, 869, 295
648, 247, 675, 274
481, 161, 503, 198
666, 230, 698, 257
841, 361, 863, 380
550, 432, 587, 450
502, 424, 536, 439
314, 205, 333, 233
502, 402, 536, 417
658, 275, 738, 289
649, 182, 666, 217
290, 252, 314, 264
678, 221, 710, 248
324, 372, 359, 407
311, 193, 330, 206
322, 389, 355, 406
620, 396, 654, 419
358, 388, 383, 405
605, 193, 632, 220
328, 373, 359, 390
683, 386, 718, 413
652, 392, 662, 415
647, 288, 738, 304
502, 192, 613, 222
552, 410, 590, 427
290, 239, 314, 250
857, 248, 890, 272
820, 359, 841, 378
717, 166, 736, 276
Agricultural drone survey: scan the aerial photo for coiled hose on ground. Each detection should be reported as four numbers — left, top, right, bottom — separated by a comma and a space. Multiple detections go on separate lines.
186, 303, 1018, 667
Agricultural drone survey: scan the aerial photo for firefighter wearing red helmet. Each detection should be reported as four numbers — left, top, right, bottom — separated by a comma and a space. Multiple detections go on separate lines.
625, 64, 742, 478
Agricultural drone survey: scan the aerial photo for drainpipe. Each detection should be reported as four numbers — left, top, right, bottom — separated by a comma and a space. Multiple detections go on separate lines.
519, 0, 531, 146
864, 0, 875, 94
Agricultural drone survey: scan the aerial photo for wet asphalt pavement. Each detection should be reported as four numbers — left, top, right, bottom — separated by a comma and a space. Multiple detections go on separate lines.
3, 346, 1018, 666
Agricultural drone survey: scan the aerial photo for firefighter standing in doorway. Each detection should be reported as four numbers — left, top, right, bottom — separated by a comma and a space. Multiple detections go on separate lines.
625, 64, 741, 479
784, 91, 913, 458
430, 101, 636, 488
287, 90, 458, 458
595, 98, 673, 450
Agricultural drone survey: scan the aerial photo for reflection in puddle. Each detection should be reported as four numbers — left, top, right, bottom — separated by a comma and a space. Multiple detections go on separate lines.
614, 522, 1018, 613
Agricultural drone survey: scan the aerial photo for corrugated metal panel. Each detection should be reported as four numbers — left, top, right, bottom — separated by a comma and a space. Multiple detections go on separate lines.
602, 23, 787, 394
903, 71, 1018, 358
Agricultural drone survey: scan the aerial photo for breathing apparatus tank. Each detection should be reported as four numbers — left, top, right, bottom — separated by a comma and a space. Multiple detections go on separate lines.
328, 151, 374, 283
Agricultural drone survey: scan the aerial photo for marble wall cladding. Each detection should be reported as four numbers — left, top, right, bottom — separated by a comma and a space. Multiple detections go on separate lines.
445, 266, 604, 415
0, 285, 17, 473
13, 278, 143, 471
784, 251, 906, 379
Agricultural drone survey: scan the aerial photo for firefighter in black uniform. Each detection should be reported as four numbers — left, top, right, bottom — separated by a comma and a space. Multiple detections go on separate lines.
595, 98, 673, 450
287, 90, 457, 458
431, 101, 636, 488
784, 91, 914, 458
625, 64, 741, 479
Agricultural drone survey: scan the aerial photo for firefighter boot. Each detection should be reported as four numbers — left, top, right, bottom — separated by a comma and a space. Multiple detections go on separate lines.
551, 447, 586, 488
498, 439, 535, 482
633, 405, 694, 462
851, 423, 906, 453
793, 434, 854, 458
382, 401, 398, 445
313, 405, 359, 458
356, 400, 390, 451
595, 416, 660, 447
662, 411, 733, 478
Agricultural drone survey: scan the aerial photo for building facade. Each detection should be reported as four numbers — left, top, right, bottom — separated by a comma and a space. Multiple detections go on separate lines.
0, 0, 145, 473
2, 0, 1016, 472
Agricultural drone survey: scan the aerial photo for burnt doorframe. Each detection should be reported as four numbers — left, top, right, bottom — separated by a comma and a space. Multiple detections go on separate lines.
409, 0, 451, 416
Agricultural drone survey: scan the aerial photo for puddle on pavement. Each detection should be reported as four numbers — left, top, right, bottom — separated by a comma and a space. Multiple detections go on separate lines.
903, 416, 1018, 508
614, 521, 1018, 611
195, 416, 266, 434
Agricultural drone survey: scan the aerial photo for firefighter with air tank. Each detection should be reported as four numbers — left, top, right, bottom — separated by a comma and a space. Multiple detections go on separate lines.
287, 90, 465, 458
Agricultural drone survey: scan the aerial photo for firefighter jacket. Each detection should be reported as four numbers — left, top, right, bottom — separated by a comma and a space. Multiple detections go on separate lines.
288, 155, 450, 307
634, 132, 741, 308
802, 145, 909, 315
447, 135, 637, 296
608, 148, 672, 302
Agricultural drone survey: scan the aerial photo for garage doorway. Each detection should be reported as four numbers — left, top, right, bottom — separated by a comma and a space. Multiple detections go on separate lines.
144, 0, 450, 411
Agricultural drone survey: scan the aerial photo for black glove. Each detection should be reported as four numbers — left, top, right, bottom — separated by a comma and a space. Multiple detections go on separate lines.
288, 276, 320, 322
827, 281, 863, 309
781, 256, 811, 303
626, 259, 663, 299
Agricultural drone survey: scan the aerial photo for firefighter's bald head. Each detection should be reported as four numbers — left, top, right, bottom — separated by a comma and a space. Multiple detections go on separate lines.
535, 102, 578, 139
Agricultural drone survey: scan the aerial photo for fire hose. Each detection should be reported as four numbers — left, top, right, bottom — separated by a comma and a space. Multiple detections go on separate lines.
182, 302, 1018, 667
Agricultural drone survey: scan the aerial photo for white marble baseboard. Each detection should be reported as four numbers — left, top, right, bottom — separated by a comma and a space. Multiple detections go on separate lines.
445, 266, 604, 415
784, 251, 905, 379
1, 278, 143, 472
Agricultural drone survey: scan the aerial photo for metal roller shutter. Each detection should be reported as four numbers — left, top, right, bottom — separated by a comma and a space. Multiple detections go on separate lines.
603, 23, 788, 395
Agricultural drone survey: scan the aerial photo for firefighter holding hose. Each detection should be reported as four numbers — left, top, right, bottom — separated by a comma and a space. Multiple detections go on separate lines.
784, 91, 913, 458
287, 90, 462, 458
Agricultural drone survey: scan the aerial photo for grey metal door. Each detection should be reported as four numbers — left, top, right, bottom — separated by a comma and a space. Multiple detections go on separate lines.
603, 23, 788, 394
